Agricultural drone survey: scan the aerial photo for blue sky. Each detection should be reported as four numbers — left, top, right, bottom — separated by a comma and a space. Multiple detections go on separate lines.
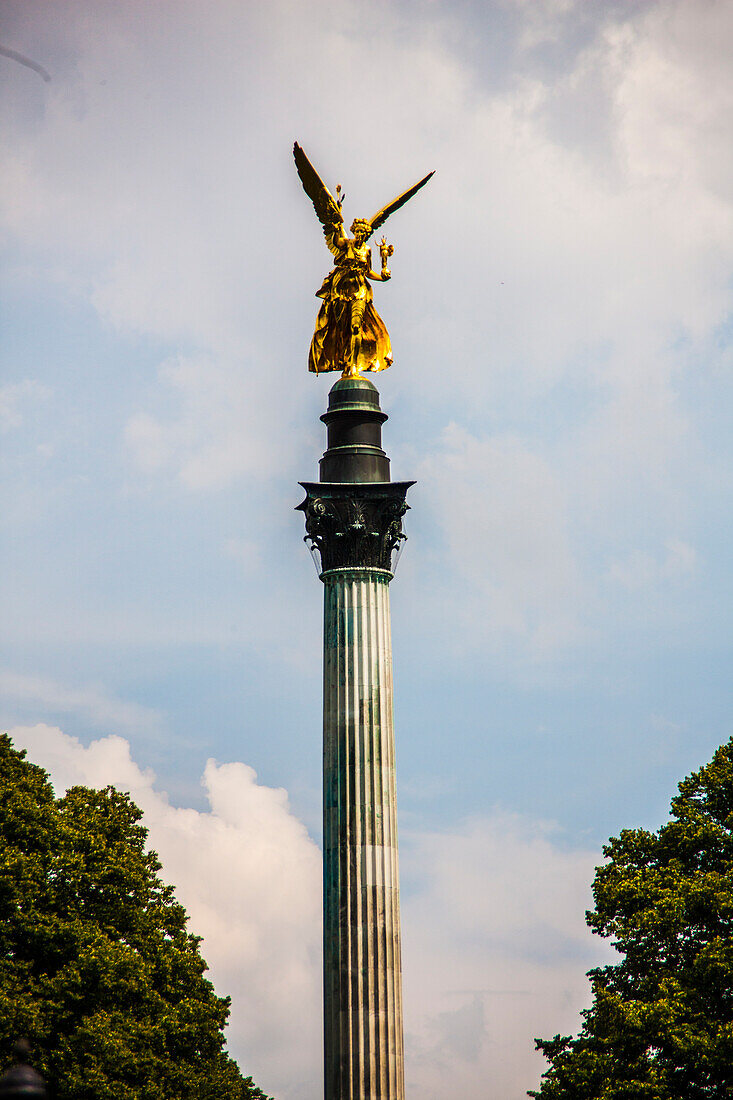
2, 2, 733, 1097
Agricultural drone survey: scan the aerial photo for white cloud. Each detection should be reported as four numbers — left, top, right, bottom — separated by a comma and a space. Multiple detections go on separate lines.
9, 723, 323, 1100
7, 722, 608, 1100
123, 355, 295, 492
418, 424, 583, 654
0, 380, 50, 432
610, 5, 733, 211
0, 670, 164, 737
223, 536, 262, 571
1, 0, 731, 660
608, 537, 697, 591
4, 1, 732, 428
0, 2, 726, 1084
402, 813, 608, 1099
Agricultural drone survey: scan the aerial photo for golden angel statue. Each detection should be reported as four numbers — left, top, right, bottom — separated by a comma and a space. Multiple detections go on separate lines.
294, 142, 433, 379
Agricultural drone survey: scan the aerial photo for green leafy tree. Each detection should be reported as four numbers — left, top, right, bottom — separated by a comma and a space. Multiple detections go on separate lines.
530, 739, 733, 1099
0, 733, 270, 1100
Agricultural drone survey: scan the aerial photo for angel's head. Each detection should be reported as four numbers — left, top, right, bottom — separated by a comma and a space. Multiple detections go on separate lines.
350, 218, 372, 244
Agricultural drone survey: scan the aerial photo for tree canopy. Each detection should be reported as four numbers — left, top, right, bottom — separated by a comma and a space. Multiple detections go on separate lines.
530, 738, 733, 1099
0, 733, 269, 1100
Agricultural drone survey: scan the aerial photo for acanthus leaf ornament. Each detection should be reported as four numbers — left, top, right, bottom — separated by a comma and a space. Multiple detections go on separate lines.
297, 483, 412, 573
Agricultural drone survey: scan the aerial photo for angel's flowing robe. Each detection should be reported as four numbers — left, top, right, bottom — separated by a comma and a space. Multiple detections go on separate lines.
309, 236, 392, 375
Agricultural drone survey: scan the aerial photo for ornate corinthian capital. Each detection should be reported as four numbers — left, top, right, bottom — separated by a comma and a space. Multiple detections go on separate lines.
297, 482, 414, 573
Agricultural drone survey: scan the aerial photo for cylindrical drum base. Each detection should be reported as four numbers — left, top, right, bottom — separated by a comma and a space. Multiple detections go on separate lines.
322, 567, 404, 1100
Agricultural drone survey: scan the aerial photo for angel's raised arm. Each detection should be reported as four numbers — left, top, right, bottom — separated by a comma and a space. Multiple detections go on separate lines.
294, 143, 346, 255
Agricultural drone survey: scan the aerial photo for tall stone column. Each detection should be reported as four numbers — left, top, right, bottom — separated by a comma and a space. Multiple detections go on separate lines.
298, 377, 414, 1100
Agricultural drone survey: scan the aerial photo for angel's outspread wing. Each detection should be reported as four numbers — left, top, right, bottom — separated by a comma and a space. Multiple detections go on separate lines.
368, 170, 434, 234
293, 143, 343, 235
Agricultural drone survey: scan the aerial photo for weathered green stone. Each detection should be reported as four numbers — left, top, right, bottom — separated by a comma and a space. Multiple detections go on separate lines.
299, 383, 414, 1100
322, 568, 403, 1100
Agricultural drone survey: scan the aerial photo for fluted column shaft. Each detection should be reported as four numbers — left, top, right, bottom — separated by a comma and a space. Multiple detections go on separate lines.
322, 566, 404, 1100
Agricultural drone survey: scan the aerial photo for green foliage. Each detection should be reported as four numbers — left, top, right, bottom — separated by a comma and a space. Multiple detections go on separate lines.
0, 733, 270, 1100
530, 739, 733, 1099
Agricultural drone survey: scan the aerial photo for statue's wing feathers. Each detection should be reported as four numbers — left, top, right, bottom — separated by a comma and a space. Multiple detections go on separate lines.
293, 142, 343, 230
368, 170, 434, 233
